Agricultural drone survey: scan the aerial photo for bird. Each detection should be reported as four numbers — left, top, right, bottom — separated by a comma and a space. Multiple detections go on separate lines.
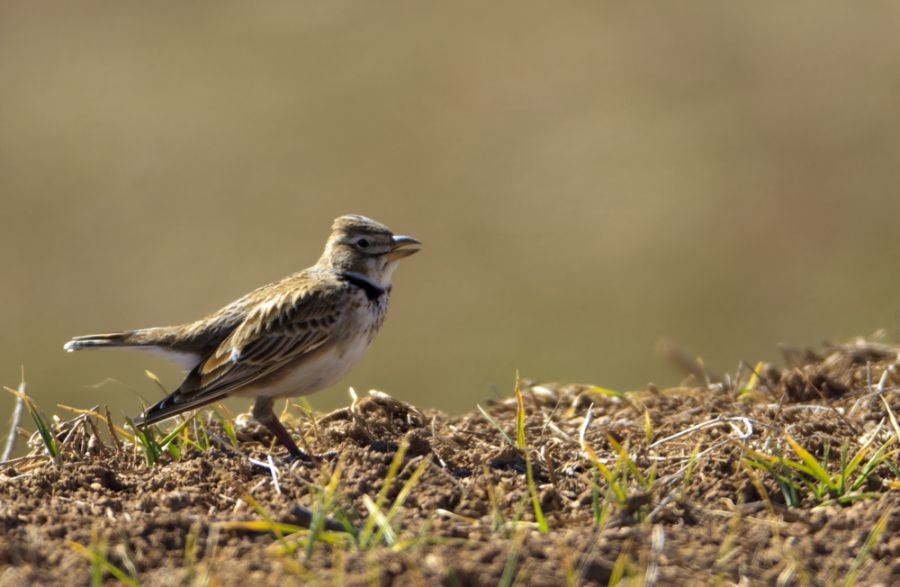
64, 214, 421, 459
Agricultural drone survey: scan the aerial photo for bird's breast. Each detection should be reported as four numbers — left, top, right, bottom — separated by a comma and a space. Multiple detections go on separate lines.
233, 291, 390, 400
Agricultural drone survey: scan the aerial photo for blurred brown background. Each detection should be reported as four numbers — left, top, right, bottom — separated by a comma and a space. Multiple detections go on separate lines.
2, 2, 900, 420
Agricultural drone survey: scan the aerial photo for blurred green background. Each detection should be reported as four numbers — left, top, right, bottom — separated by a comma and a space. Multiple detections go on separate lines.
2, 2, 900, 421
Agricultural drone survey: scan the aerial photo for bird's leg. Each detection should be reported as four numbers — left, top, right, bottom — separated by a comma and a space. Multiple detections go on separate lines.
252, 396, 308, 461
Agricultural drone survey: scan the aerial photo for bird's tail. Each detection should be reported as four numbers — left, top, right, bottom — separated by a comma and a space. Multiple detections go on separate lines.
64, 331, 146, 352
65, 327, 204, 371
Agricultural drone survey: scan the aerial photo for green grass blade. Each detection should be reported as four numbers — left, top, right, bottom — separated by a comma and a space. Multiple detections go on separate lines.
743, 458, 801, 507
27, 402, 60, 462
306, 456, 345, 560
515, 376, 526, 450
194, 416, 210, 451
579, 404, 627, 504
607, 435, 649, 490
843, 507, 892, 587
361, 495, 396, 546
609, 552, 631, 586
157, 416, 193, 451
586, 385, 624, 399
744, 445, 815, 478
681, 440, 702, 492
497, 531, 526, 587
5, 385, 60, 463
524, 453, 549, 533
372, 455, 433, 546
476, 404, 514, 448
738, 361, 764, 397
843, 439, 873, 483
212, 408, 239, 447
125, 417, 160, 466
850, 438, 897, 491
515, 377, 549, 533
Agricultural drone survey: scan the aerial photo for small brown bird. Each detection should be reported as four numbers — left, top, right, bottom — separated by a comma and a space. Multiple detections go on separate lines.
64, 214, 420, 459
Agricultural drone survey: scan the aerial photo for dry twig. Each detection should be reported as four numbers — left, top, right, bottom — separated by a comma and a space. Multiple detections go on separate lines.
2, 380, 26, 464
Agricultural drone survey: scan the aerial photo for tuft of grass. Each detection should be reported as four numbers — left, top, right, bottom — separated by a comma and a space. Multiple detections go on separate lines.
784, 432, 838, 493
743, 429, 897, 507
124, 416, 195, 466
126, 370, 215, 458
589, 470, 614, 528
368, 455, 432, 547
27, 400, 60, 464
126, 417, 161, 466
357, 439, 411, 548
305, 455, 349, 559
216, 442, 432, 558
606, 434, 653, 491
358, 440, 433, 549
579, 402, 657, 516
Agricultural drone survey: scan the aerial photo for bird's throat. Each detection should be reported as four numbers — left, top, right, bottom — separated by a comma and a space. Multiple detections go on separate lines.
339, 271, 387, 301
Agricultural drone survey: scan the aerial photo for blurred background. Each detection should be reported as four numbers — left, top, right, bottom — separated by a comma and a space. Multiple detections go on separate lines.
2, 2, 900, 420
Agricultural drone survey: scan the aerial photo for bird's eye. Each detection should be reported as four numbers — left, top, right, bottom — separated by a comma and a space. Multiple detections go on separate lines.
357, 238, 370, 249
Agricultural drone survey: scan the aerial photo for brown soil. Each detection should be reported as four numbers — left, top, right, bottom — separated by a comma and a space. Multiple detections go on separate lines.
1, 340, 899, 586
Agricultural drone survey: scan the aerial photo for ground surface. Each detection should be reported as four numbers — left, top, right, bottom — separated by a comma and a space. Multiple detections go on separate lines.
1, 339, 899, 586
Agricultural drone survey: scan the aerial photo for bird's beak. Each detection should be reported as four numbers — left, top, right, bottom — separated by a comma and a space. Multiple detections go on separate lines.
387, 235, 421, 260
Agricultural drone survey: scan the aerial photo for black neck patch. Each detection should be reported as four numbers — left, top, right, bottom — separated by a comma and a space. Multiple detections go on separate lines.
340, 272, 386, 301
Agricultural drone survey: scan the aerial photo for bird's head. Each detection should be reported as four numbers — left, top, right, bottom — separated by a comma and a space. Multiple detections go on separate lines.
319, 214, 421, 286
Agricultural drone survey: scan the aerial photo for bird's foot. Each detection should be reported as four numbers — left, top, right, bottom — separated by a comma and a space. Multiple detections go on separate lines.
285, 450, 313, 464
285, 449, 340, 465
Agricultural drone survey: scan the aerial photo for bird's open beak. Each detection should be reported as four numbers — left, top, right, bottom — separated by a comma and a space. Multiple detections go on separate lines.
387, 235, 421, 260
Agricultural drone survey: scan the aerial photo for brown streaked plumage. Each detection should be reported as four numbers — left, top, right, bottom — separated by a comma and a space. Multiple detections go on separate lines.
64, 214, 420, 459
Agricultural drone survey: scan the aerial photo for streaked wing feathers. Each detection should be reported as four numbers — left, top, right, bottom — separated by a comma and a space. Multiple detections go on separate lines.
181, 277, 346, 399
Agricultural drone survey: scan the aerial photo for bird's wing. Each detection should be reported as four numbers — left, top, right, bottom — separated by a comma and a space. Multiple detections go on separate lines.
175, 277, 349, 401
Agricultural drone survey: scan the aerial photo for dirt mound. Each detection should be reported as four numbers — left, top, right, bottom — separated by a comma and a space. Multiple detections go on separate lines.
1, 340, 898, 586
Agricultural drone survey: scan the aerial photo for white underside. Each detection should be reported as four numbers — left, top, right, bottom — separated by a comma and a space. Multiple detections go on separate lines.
233, 331, 373, 399
137, 346, 204, 371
